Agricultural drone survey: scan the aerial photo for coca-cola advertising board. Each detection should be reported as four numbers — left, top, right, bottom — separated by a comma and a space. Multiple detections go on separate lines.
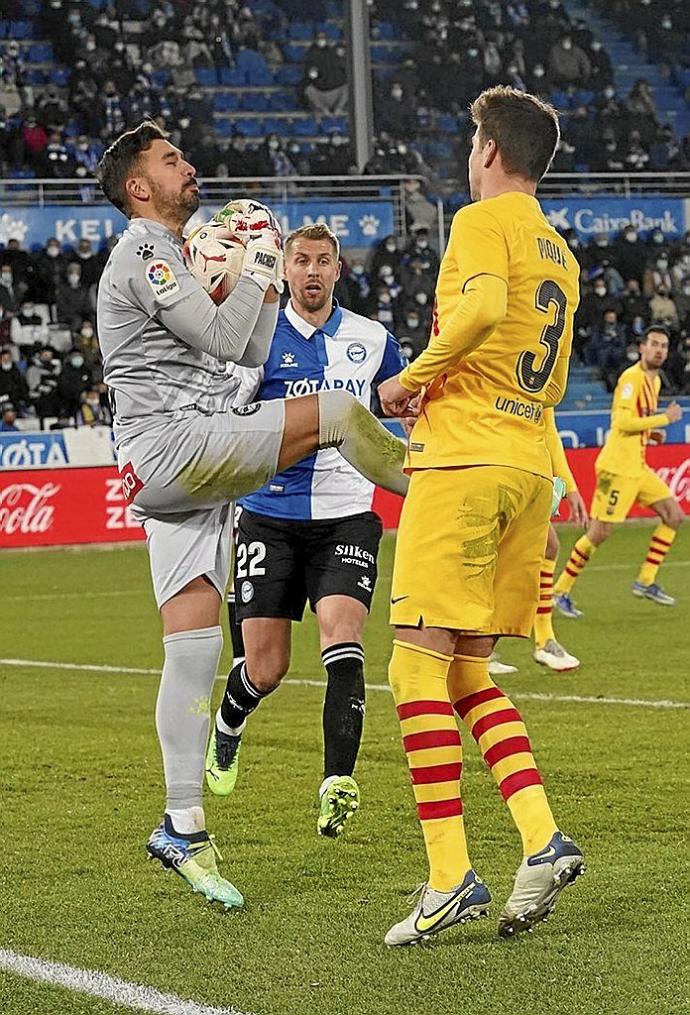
1, 447, 689, 549
0, 466, 145, 548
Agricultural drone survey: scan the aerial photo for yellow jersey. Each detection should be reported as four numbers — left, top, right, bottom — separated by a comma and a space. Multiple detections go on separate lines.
544, 407, 576, 493
596, 362, 669, 478
400, 192, 580, 479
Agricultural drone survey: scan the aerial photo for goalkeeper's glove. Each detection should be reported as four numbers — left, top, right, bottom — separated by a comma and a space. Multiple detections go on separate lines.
215, 199, 284, 293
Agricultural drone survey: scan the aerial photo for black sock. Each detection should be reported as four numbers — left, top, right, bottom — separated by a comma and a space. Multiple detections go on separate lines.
226, 590, 246, 663
219, 660, 271, 732
321, 642, 366, 779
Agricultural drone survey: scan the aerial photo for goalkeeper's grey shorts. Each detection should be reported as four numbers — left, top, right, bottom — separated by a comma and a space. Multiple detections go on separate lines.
116, 401, 285, 608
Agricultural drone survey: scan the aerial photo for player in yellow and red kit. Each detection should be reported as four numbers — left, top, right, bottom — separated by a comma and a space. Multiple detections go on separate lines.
554, 326, 683, 612
378, 87, 585, 947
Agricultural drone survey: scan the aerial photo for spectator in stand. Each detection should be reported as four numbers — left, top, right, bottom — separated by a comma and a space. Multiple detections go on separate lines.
404, 227, 439, 277
72, 318, 101, 377
594, 130, 626, 173
78, 387, 112, 427
623, 130, 650, 173
376, 81, 416, 138
588, 37, 613, 89
303, 32, 347, 116
58, 348, 92, 420
70, 134, 101, 177
376, 263, 401, 304
564, 106, 595, 168
0, 403, 19, 432
27, 346, 61, 424
584, 232, 615, 273
42, 131, 76, 179
0, 72, 22, 119
400, 254, 435, 305
404, 179, 436, 235
673, 279, 690, 333
0, 265, 20, 314
584, 308, 627, 389
10, 298, 48, 348
254, 134, 296, 177
373, 285, 395, 329
369, 235, 402, 283
21, 112, 48, 170
649, 125, 687, 172
33, 238, 67, 309
56, 263, 92, 332
347, 259, 371, 316
72, 239, 101, 289
671, 247, 690, 293
643, 250, 674, 297
620, 278, 650, 327
548, 34, 591, 86
36, 86, 69, 129
0, 239, 34, 292
668, 334, 690, 394
649, 286, 679, 331
576, 277, 623, 355
0, 348, 28, 412
614, 226, 647, 286
396, 306, 428, 362
625, 79, 658, 146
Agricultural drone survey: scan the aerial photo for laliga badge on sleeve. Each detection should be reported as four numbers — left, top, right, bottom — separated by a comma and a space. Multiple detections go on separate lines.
146, 260, 180, 300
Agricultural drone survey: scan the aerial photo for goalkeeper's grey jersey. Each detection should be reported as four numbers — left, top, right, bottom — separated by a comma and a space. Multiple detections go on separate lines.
97, 216, 277, 444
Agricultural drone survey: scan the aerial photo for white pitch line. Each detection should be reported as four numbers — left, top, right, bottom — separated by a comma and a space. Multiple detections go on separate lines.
0, 658, 686, 710
0, 948, 249, 1015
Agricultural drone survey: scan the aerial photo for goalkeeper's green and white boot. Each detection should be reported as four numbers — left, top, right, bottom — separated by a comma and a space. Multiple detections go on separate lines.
146, 815, 244, 909
205, 720, 243, 796
317, 775, 360, 838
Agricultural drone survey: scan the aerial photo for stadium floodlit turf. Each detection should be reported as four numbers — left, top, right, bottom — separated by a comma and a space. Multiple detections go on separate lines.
0, 522, 688, 1015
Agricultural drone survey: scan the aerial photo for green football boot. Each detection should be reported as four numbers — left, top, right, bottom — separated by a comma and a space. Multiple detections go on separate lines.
317, 775, 360, 838
205, 722, 242, 796
146, 816, 244, 909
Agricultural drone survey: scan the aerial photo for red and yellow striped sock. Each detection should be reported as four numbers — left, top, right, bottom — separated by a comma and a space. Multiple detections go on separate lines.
554, 535, 596, 595
388, 640, 471, 891
533, 556, 556, 647
449, 654, 557, 856
637, 523, 676, 586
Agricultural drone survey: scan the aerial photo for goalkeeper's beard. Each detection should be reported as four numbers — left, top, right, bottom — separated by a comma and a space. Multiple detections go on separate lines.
149, 179, 200, 226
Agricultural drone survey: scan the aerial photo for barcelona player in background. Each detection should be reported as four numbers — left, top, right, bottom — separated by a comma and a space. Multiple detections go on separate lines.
555, 326, 683, 613
378, 86, 585, 946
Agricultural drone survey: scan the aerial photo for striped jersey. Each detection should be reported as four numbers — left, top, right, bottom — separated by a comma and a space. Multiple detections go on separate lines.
596, 362, 668, 477
237, 300, 406, 520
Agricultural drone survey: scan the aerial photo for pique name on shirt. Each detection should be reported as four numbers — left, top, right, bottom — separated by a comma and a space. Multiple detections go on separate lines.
283, 377, 367, 397
536, 236, 568, 269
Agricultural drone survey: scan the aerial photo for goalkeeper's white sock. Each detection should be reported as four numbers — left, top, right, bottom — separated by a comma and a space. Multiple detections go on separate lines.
317, 390, 408, 497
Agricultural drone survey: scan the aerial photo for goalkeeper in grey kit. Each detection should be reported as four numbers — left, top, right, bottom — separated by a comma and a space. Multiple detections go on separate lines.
96, 121, 408, 909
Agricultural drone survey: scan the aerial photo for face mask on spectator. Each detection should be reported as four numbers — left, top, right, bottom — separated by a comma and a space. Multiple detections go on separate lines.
415, 292, 428, 305
70, 354, 84, 368
468, 48, 479, 58
351, 264, 364, 276
405, 315, 420, 328
594, 284, 606, 296
81, 325, 94, 338
533, 66, 545, 78
656, 258, 668, 270
391, 87, 403, 100
47, 244, 60, 257
1, 358, 12, 372
379, 293, 391, 305
68, 272, 80, 287
316, 36, 327, 48
269, 139, 279, 150
562, 39, 572, 50
1, 271, 12, 286
591, 41, 601, 51
652, 232, 664, 244
21, 303, 34, 314
385, 240, 396, 253
624, 230, 636, 242
603, 87, 615, 99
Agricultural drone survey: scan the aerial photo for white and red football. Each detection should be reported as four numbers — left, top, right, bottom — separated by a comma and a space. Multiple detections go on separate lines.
183, 220, 246, 305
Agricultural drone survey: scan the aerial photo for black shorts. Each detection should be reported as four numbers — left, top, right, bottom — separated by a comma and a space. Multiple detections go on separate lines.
234, 508, 383, 621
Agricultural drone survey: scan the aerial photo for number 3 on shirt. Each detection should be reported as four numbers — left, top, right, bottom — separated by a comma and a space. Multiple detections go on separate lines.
516, 279, 567, 394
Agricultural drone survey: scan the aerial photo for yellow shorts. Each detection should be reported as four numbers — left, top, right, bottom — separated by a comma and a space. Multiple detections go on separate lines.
390, 465, 552, 637
591, 466, 672, 523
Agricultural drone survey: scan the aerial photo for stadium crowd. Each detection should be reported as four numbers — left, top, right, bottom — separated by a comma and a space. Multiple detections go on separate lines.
0, 0, 688, 184
1, 221, 690, 431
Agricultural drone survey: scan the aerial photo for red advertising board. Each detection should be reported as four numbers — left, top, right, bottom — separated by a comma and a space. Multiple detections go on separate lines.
0, 466, 145, 548
1, 446, 689, 548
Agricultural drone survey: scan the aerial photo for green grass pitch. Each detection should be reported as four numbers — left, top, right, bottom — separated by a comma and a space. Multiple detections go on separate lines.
0, 522, 688, 1015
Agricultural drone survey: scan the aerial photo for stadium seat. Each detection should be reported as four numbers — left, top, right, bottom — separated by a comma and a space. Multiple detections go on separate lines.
288, 22, 313, 40
20, 0, 41, 14
0, 21, 9, 38
240, 91, 270, 111
27, 43, 53, 62
236, 117, 264, 137
214, 93, 240, 112
151, 70, 170, 88
275, 65, 302, 85
219, 66, 244, 86
292, 116, 318, 136
9, 20, 32, 38
25, 68, 46, 85
49, 67, 70, 86
195, 68, 218, 86
321, 116, 347, 133
269, 90, 294, 111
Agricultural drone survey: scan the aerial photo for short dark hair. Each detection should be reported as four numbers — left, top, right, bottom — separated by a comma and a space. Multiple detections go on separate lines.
641, 325, 670, 343
470, 85, 560, 182
97, 121, 168, 215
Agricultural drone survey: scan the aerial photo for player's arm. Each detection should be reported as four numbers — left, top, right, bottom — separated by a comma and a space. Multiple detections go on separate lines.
615, 380, 682, 433
236, 286, 280, 368
398, 206, 509, 392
